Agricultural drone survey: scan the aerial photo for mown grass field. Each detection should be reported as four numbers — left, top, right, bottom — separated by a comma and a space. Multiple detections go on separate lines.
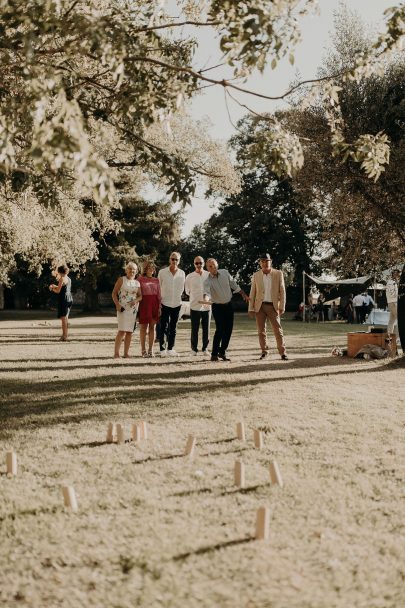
0, 312, 404, 608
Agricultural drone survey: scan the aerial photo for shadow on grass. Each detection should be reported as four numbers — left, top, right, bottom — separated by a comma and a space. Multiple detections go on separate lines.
172, 536, 254, 561
0, 355, 397, 435
0, 506, 60, 522
128, 446, 249, 465
171, 483, 268, 498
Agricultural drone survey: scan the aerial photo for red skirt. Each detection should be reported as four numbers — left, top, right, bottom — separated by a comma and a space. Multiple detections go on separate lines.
138, 295, 160, 324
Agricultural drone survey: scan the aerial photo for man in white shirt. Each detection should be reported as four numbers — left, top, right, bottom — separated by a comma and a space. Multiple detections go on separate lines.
185, 256, 210, 356
363, 291, 375, 318
352, 293, 365, 324
386, 269, 400, 335
157, 251, 185, 357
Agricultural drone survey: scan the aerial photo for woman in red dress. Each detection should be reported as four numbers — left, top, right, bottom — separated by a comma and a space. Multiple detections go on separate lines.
138, 261, 161, 357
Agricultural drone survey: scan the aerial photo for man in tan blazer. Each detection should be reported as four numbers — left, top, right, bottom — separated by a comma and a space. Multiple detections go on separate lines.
249, 253, 288, 360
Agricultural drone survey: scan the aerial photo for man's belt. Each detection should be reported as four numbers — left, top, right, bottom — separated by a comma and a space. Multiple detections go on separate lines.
263, 301, 273, 304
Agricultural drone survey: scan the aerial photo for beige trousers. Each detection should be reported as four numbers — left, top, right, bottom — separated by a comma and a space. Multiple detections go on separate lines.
387, 302, 398, 335
255, 303, 286, 355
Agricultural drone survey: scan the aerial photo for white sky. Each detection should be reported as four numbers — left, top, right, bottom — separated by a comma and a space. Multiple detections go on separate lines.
180, 0, 395, 235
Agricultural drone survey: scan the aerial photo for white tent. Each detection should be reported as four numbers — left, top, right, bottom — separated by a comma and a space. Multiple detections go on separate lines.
304, 273, 370, 285
302, 272, 371, 321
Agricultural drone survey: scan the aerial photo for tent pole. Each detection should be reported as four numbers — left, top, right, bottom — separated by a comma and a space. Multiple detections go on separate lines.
302, 271, 305, 322
374, 272, 376, 307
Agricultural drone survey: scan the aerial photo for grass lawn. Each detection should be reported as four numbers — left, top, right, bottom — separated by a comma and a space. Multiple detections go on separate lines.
0, 312, 404, 608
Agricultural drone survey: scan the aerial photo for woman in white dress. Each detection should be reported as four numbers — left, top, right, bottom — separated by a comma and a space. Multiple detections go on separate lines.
112, 262, 142, 358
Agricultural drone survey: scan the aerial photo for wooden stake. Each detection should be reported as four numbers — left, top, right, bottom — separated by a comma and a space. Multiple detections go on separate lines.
236, 421, 246, 441
234, 460, 245, 487
116, 424, 125, 444
140, 421, 148, 439
62, 486, 78, 512
269, 460, 284, 487
253, 429, 264, 450
184, 435, 196, 457
255, 506, 270, 540
6, 452, 17, 476
106, 422, 115, 443
131, 423, 141, 441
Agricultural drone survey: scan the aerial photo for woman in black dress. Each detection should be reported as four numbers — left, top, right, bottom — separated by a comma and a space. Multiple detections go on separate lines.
49, 264, 73, 341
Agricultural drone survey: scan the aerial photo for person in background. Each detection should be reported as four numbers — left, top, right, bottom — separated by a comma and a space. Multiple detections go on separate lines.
317, 293, 325, 322
185, 256, 210, 356
345, 293, 355, 324
49, 264, 73, 341
158, 252, 185, 357
363, 291, 375, 320
248, 253, 288, 360
353, 292, 365, 324
138, 261, 161, 357
203, 258, 249, 362
112, 262, 142, 358
386, 269, 400, 336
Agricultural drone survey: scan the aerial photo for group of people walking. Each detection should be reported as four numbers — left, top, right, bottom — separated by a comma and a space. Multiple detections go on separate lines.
108, 252, 288, 362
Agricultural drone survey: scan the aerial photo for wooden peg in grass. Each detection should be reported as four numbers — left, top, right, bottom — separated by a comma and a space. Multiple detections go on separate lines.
253, 429, 263, 450
139, 421, 148, 440
6, 452, 17, 476
255, 506, 270, 540
106, 422, 115, 443
234, 460, 245, 488
62, 486, 78, 512
184, 435, 196, 457
236, 421, 246, 441
116, 424, 125, 444
131, 423, 141, 442
269, 460, 283, 487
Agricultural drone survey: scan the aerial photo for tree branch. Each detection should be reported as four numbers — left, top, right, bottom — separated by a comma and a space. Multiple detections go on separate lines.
134, 20, 221, 34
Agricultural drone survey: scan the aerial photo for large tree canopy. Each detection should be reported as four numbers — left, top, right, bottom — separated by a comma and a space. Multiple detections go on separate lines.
283, 7, 405, 274
0, 0, 403, 282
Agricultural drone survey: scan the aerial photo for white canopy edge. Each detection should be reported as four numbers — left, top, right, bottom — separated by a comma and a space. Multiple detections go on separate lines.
304, 272, 370, 286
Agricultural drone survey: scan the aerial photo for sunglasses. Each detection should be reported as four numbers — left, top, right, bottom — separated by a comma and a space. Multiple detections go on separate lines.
170, 258, 179, 261
194, 262, 203, 265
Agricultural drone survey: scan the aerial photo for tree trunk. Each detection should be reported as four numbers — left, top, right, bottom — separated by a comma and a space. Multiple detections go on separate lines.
83, 287, 100, 312
398, 264, 405, 353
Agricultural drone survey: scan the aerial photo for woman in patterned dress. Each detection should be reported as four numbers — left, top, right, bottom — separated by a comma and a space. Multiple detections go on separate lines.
138, 261, 161, 357
112, 262, 142, 358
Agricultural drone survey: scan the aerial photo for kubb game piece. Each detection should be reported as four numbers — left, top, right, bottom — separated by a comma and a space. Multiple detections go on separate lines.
253, 429, 264, 450
131, 423, 141, 442
106, 422, 115, 443
6, 451, 17, 476
184, 435, 196, 458
255, 506, 270, 540
269, 460, 284, 487
140, 420, 148, 439
236, 421, 246, 441
116, 424, 125, 444
234, 460, 245, 488
62, 486, 78, 512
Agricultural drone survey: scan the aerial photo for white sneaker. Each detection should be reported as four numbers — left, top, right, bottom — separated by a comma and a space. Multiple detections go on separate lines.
159, 350, 167, 357
167, 349, 180, 357
190, 350, 198, 356
202, 350, 211, 357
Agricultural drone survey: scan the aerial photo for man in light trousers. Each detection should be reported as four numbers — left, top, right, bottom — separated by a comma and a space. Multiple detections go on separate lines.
249, 253, 288, 360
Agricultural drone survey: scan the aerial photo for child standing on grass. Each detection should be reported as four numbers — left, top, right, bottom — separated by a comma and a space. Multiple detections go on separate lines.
49, 264, 73, 341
